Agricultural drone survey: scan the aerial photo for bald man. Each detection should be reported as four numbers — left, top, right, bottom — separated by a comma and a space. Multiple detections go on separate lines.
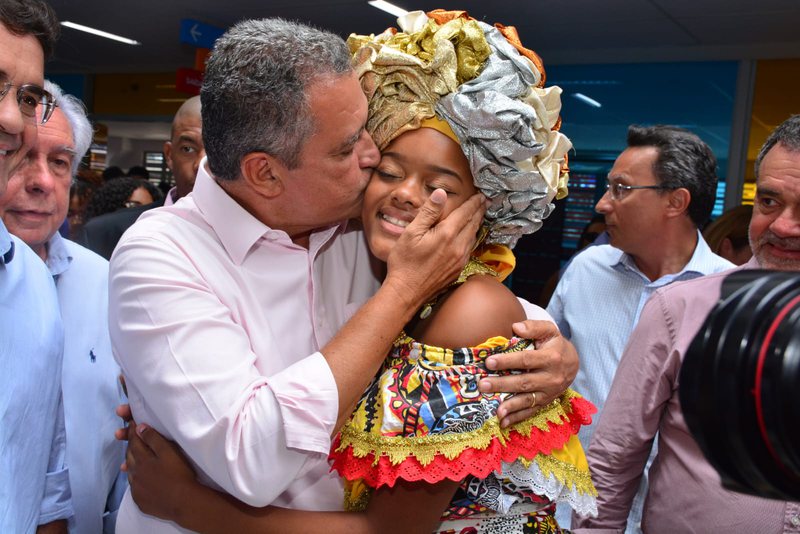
163, 96, 204, 205
77, 97, 204, 258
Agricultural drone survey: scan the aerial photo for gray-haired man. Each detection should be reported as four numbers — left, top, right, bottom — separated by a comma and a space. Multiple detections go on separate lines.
0, 80, 128, 534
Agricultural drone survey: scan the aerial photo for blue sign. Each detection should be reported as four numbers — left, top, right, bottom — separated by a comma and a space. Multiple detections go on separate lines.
180, 19, 224, 49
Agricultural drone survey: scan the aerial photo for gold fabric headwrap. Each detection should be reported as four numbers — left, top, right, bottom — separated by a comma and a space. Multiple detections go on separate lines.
347, 14, 490, 150
348, 10, 572, 250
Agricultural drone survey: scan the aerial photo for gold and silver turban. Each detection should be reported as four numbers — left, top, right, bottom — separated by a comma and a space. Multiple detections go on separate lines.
348, 9, 572, 248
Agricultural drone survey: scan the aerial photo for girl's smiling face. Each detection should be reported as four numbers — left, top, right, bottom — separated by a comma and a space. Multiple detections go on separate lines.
361, 127, 477, 262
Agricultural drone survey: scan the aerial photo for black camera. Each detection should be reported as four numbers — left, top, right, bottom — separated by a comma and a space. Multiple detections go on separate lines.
680, 270, 800, 501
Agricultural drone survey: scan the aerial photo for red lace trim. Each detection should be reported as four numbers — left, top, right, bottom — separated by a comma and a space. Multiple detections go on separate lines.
330, 396, 595, 488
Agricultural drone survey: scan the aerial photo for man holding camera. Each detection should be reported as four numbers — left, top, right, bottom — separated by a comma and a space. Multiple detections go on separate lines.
574, 115, 800, 532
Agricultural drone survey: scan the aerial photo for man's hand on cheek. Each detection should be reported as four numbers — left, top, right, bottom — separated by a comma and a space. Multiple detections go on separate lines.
478, 320, 578, 427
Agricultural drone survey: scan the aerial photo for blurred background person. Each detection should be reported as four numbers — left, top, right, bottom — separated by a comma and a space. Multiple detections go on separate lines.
66, 177, 96, 239
81, 176, 158, 222
75, 98, 201, 259
162, 95, 203, 206
702, 204, 753, 265
125, 165, 149, 182
133, 179, 160, 207
101, 165, 124, 182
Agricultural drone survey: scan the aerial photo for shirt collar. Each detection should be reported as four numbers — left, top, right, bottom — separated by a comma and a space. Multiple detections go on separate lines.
612, 230, 729, 279
679, 230, 727, 275
743, 255, 761, 269
45, 231, 72, 277
192, 158, 345, 264
0, 219, 13, 264
163, 186, 177, 207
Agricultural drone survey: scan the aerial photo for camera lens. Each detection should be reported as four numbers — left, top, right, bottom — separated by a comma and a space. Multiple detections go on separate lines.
680, 270, 800, 501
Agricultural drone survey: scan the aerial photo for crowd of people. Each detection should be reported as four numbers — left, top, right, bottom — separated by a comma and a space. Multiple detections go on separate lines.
0, 1, 798, 533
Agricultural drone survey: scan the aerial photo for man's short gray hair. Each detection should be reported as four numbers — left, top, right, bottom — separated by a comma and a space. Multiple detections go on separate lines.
755, 115, 800, 179
201, 18, 352, 181
43, 80, 92, 175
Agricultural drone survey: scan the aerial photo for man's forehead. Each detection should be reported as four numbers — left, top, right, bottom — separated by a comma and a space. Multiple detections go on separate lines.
757, 146, 800, 186
35, 111, 75, 153
0, 23, 44, 85
171, 116, 202, 142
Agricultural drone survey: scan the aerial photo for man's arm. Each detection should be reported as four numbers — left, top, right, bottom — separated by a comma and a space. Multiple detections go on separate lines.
572, 292, 676, 531
323, 190, 486, 428
36, 520, 67, 534
123, 422, 456, 534
110, 190, 484, 507
478, 298, 579, 427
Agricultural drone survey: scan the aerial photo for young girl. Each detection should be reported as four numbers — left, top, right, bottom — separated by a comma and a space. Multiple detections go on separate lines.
122, 10, 596, 533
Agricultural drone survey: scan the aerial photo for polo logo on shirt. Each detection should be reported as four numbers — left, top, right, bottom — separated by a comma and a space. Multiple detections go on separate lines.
90, 349, 96, 363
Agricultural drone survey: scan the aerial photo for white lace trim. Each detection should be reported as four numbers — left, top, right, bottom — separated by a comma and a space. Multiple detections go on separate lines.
499, 460, 598, 518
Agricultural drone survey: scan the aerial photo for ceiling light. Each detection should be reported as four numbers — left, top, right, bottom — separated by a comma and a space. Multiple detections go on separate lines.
61, 21, 141, 46
367, 0, 408, 17
573, 93, 602, 108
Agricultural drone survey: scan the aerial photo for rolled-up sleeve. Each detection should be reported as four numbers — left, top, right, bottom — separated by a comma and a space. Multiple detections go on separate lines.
38, 393, 73, 525
109, 232, 339, 507
518, 297, 556, 323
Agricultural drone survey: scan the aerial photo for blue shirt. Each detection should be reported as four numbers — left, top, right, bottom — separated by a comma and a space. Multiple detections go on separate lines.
0, 220, 72, 532
46, 233, 127, 534
547, 232, 733, 532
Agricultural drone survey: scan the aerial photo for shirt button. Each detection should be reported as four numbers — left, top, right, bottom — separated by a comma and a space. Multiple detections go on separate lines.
791, 515, 800, 527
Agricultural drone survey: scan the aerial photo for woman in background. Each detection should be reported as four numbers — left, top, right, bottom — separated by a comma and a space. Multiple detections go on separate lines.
703, 204, 753, 265
83, 176, 160, 221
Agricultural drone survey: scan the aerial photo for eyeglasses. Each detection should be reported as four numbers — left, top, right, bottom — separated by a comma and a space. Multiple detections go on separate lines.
0, 81, 56, 124
605, 182, 672, 201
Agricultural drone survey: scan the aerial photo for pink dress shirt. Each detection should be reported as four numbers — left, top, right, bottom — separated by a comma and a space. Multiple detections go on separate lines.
110, 162, 382, 533
574, 257, 800, 533
163, 186, 176, 206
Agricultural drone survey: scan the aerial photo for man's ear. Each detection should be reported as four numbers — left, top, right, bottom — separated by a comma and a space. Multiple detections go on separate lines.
240, 152, 283, 199
666, 187, 691, 218
163, 141, 173, 172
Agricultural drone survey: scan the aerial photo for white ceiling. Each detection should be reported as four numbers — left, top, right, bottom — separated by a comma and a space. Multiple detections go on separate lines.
47, 0, 800, 73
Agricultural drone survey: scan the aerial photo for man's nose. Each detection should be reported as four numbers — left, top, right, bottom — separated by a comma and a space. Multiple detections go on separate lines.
24, 160, 56, 194
0, 90, 26, 137
769, 208, 800, 238
595, 190, 611, 214
357, 130, 380, 169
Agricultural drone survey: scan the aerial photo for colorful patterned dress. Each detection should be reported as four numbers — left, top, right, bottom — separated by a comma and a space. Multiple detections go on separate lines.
329, 334, 598, 533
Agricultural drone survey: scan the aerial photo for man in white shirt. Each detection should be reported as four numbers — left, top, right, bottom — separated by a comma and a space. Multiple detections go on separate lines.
0, 80, 127, 534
